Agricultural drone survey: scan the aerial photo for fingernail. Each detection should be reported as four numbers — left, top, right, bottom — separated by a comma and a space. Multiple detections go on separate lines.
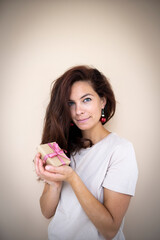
45, 165, 50, 170
39, 160, 43, 166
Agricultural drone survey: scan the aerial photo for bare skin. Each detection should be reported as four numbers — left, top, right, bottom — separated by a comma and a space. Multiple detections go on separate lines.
35, 155, 131, 239
35, 81, 132, 239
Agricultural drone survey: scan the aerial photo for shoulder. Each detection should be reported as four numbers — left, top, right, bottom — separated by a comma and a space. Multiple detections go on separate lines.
107, 132, 132, 145
101, 133, 138, 177
102, 132, 135, 155
106, 133, 136, 162
102, 133, 138, 196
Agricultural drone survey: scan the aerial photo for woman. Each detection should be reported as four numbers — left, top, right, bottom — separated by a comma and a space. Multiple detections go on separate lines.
35, 65, 138, 240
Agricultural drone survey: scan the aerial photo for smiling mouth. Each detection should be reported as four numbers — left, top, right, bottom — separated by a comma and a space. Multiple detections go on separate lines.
76, 117, 90, 123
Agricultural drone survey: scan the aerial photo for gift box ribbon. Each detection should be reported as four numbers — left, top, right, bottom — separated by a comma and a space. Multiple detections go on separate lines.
43, 142, 69, 165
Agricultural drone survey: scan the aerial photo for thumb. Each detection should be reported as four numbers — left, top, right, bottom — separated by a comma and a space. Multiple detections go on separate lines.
45, 165, 57, 172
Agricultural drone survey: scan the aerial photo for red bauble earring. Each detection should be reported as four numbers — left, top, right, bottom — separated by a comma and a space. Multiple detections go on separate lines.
70, 121, 74, 126
100, 108, 106, 123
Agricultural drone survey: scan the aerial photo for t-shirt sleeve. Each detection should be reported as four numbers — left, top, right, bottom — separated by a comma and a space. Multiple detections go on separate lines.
102, 141, 138, 196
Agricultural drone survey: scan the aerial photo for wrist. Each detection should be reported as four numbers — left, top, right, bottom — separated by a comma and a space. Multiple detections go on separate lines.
44, 180, 62, 190
44, 180, 55, 185
68, 171, 79, 186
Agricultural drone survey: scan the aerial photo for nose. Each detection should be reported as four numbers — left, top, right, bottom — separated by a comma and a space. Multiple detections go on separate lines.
75, 103, 84, 115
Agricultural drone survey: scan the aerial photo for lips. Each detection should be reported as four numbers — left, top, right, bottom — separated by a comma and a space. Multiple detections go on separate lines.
76, 117, 90, 123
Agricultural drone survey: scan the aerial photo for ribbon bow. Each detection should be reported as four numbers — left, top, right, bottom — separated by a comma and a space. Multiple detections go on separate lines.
43, 142, 69, 165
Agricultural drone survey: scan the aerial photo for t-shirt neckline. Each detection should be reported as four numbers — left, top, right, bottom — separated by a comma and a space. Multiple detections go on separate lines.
80, 132, 114, 153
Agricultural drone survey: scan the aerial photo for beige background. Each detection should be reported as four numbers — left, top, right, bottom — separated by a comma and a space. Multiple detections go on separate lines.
0, 0, 160, 240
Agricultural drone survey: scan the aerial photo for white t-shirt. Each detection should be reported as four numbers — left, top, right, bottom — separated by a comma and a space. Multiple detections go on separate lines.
48, 133, 138, 240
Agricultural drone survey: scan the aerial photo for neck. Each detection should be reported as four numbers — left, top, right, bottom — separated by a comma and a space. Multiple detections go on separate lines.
82, 122, 110, 145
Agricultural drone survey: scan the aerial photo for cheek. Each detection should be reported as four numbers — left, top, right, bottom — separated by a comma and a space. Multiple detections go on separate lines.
70, 107, 74, 118
94, 107, 102, 121
97, 108, 102, 118
93, 103, 101, 115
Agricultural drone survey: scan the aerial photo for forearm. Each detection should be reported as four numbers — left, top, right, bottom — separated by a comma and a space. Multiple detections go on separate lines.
36, 158, 128, 238
40, 183, 62, 219
69, 173, 117, 239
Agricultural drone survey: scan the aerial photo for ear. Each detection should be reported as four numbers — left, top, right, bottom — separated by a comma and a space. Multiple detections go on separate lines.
100, 97, 106, 108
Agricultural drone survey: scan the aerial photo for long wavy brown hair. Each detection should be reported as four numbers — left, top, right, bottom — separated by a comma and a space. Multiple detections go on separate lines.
41, 65, 116, 156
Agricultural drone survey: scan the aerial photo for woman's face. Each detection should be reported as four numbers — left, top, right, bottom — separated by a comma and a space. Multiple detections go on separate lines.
69, 81, 106, 131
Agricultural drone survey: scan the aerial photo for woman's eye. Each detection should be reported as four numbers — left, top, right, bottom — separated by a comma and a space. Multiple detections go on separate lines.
83, 97, 91, 103
68, 101, 75, 107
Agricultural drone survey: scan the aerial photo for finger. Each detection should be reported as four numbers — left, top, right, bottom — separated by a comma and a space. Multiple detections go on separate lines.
35, 154, 43, 176
45, 165, 66, 174
39, 163, 62, 181
35, 158, 40, 176
36, 152, 41, 160
33, 153, 41, 164
45, 165, 57, 172
38, 158, 46, 174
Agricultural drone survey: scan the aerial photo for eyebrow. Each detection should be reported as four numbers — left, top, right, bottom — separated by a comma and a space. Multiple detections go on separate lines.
69, 93, 93, 102
80, 93, 93, 99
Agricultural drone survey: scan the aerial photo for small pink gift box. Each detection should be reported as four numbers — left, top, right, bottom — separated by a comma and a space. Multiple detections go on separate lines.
37, 142, 70, 167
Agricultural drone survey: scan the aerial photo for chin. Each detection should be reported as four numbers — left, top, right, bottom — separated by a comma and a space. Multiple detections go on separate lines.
78, 123, 96, 131
76, 124, 90, 131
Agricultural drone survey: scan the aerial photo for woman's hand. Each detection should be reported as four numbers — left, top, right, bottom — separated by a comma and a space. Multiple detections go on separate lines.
34, 153, 63, 188
44, 164, 75, 184
34, 153, 64, 218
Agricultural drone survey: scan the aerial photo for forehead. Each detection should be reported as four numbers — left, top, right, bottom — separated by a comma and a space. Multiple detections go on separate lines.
70, 81, 96, 98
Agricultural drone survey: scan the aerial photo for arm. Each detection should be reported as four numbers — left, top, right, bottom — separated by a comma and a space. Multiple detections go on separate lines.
39, 182, 62, 219
69, 172, 131, 240
35, 154, 62, 219
43, 165, 131, 240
